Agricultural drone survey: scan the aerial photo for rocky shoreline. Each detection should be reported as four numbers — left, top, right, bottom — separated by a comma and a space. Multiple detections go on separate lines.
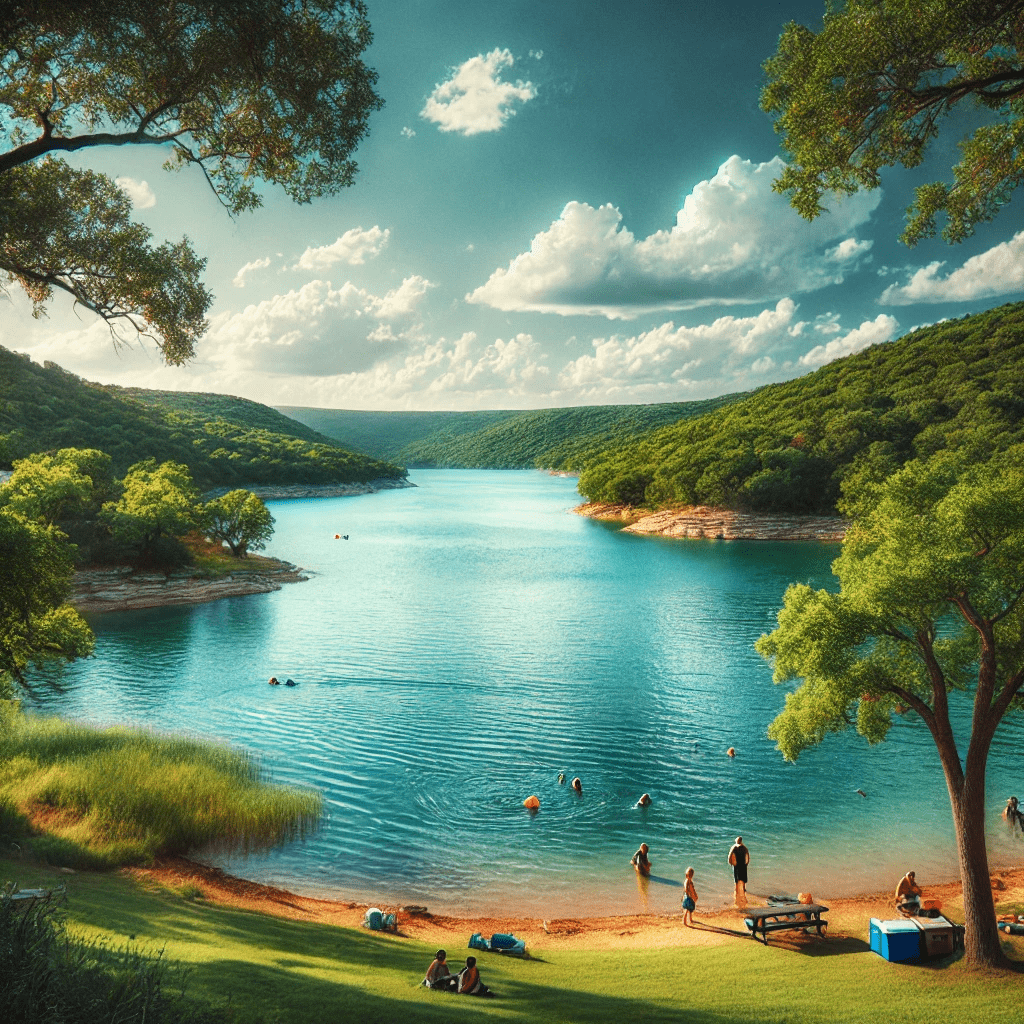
575, 502, 848, 542
72, 557, 309, 615
204, 477, 415, 500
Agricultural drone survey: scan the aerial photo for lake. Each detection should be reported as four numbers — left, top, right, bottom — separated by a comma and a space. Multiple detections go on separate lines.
29, 470, 1024, 916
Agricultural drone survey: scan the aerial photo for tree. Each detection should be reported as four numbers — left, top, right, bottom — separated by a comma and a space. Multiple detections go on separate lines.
0, 448, 113, 525
101, 459, 198, 565
761, 0, 1024, 245
0, 507, 94, 691
204, 489, 275, 558
0, 1, 382, 363
756, 452, 1024, 967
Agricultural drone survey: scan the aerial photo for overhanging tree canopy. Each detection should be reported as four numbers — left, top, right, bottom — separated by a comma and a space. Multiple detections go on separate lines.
757, 451, 1024, 967
0, 0, 382, 363
761, 0, 1024, 244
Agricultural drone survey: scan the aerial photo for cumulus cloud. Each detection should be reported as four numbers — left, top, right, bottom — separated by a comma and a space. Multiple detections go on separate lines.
294, 226, 390, 271
203, 275, 432, 376
878, 231, 1024, 305
468, 155, 878, 318
421, 48, 536, 135
401, 126, 416, 138
232, 257, 272, 288
115, 176, 156, 208
558, 299, 798, 393
798, 314, 899, 368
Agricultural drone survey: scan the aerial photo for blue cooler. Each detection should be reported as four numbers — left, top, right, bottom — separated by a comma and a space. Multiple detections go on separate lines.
869, 918, 923, 962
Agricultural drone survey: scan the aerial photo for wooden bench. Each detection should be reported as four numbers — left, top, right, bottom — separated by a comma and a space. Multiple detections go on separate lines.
744, 903, 829, 945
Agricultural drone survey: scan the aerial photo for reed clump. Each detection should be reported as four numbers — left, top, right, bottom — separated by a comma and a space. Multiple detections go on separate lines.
0, 713, 321, 868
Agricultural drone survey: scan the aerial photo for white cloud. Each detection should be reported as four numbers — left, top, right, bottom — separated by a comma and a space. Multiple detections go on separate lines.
401, 126, 416, 138
294, 226, 390, 271
557, 299, 798, 393
467, 155, 879, 318
798, 314, 899, 368
232, 257, 272, 288
201, 275, 432, 376
878, 231, 1024, 305
420, 49, 536, 135
115, 176, 156, 208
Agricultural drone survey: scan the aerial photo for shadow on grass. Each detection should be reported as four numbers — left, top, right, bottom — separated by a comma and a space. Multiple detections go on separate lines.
191, 956, 752, 1024
689, 920, 870, 957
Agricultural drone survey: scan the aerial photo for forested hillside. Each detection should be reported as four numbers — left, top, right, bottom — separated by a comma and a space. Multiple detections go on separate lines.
578, 302, 1024, 515
0, 348, 405, 488
282, 394, 745, 469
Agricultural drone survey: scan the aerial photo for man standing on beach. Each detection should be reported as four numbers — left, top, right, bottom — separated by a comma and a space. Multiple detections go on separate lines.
728, 836, 750, 906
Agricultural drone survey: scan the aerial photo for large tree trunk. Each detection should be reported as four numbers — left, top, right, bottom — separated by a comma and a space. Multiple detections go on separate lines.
947, 766, 1006, 967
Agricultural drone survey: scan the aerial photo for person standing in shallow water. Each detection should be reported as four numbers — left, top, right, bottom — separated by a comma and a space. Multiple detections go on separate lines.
728, 836, 750, 905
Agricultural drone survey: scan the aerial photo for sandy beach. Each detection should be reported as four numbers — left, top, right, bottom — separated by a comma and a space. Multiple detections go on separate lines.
131, 856, 1024, 953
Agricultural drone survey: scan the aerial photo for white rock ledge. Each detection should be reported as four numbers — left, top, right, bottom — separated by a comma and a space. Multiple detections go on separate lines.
575, 503, 848, 542
72, 559, 309, 615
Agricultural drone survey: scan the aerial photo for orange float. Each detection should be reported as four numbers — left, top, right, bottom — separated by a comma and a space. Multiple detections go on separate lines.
523, 795, 540, 810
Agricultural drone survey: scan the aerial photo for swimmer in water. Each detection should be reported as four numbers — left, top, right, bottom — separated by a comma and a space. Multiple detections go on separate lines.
268, 676, 280, 686
637, 793, 652, 807
630, 843, 651, 876
570, 777, 582, 794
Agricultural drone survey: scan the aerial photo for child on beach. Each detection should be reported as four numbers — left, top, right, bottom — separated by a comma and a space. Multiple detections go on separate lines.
682, 867, 697, 926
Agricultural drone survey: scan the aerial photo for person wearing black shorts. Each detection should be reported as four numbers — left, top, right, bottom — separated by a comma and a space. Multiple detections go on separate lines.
728, 836, 749, 905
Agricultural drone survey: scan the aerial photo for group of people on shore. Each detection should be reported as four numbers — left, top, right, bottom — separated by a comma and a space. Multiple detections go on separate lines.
629, 836, 751, 924
423, 950, 492, 997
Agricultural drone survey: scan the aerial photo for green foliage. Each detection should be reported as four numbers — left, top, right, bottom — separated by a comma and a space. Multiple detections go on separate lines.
0, 712, 322, 867
100, 459, 198, 566
1, 1, 382, 362
0, 507, 94, 687
0, 346, 406, 488
0, 159, 210, 365
578, 302, 1024, 513
283, 393, 746, 469
761, 0, 1024, 245
203, 490, 275, 558
758, 452, 1024, 965
0, 885, 237, 1024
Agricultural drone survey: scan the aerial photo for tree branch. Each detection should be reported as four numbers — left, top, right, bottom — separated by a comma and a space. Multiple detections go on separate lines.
0, 127, 187, 174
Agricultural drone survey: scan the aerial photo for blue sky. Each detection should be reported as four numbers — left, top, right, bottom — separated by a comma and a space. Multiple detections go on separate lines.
3, 0, 1023, 410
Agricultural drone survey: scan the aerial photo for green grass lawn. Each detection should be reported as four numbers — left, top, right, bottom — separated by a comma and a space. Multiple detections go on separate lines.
3, 857, 1022, 1024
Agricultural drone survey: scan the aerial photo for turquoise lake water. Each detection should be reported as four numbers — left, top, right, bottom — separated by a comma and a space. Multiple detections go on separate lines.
29, 470, 1024, 916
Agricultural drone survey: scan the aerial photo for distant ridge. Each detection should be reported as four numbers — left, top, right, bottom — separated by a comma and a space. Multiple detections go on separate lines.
279, 393, 748, 469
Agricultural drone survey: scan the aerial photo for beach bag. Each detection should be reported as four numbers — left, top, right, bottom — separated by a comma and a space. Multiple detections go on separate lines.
363, 908, 383, 930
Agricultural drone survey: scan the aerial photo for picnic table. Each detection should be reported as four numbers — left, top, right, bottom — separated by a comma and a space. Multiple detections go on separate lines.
744, 903, 829, 945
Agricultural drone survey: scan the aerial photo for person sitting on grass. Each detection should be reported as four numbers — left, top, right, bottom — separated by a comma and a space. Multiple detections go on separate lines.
894, 871, 922, 915
457, 955, 493, 996
423, 949, 458, 991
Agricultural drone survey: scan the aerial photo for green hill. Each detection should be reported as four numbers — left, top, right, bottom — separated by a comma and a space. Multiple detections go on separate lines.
280, 394, 746, 469
0, 347, 405, 489
577, 301, 1024, 514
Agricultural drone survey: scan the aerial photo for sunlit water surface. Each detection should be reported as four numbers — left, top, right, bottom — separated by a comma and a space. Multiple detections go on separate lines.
29, 470, 1024, 915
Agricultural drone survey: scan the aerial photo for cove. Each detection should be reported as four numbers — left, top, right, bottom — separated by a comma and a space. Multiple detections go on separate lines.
30, 470, 1024, 917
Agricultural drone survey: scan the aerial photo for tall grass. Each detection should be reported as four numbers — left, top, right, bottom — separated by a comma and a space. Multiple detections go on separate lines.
0, 884, 242, 1024
0, 713, 321, 868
